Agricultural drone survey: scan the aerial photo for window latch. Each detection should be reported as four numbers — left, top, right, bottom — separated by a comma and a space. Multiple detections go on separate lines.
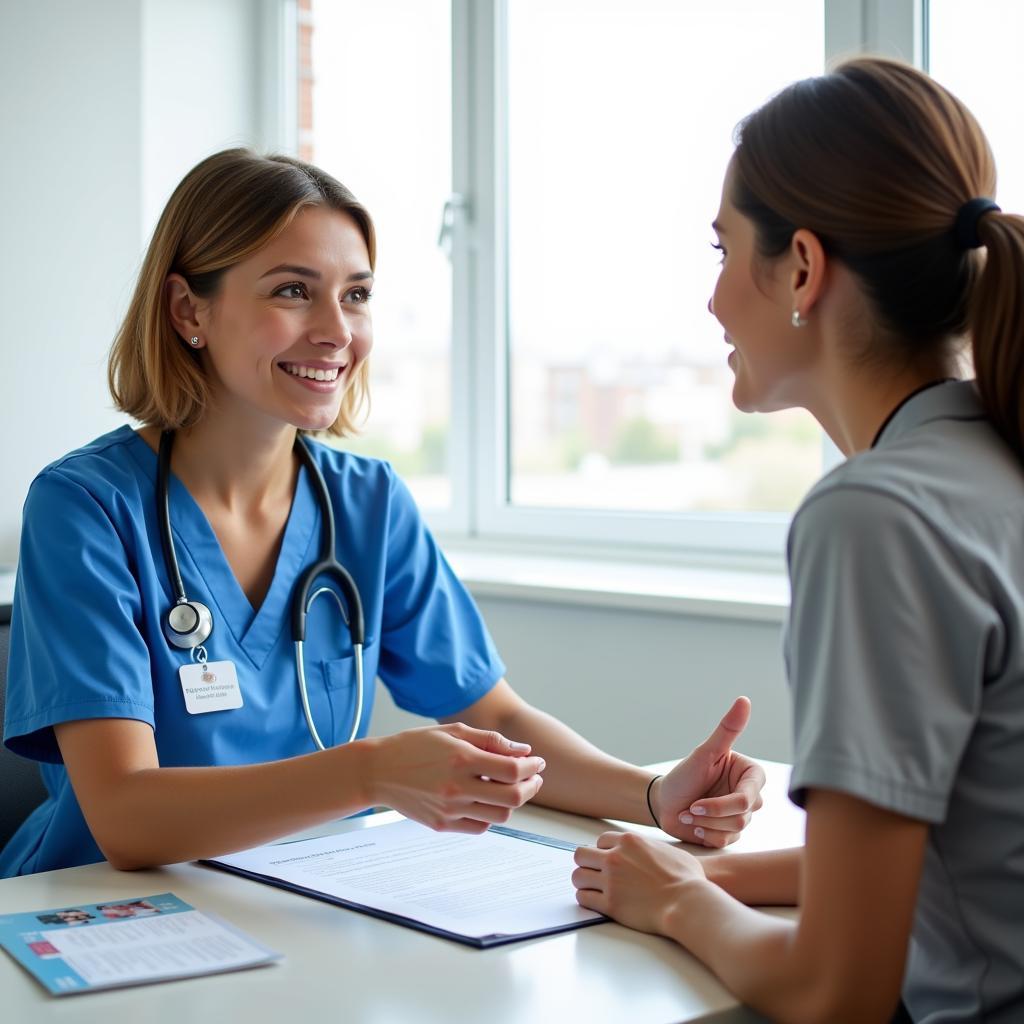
437, 193, 469, 258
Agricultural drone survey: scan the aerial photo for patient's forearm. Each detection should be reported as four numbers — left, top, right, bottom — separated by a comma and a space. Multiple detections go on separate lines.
702, 848, 802, 905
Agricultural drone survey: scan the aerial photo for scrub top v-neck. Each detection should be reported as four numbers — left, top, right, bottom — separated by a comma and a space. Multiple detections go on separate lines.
1, 426, 505, 876
157, 439, 320, 667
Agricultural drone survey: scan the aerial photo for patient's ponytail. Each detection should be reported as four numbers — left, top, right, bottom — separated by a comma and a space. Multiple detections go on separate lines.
971, 212, 1024, 460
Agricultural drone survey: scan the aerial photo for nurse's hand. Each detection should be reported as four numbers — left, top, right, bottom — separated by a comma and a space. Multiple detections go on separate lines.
650, 697, 765, 847
365, 723, 545, 834
572, 830, 707, 935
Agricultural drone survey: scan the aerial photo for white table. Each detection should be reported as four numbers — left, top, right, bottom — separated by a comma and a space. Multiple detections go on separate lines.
0, 761, 803, 1023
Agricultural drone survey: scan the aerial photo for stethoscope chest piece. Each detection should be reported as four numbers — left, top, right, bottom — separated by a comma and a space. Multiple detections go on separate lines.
164, 599, 213, 650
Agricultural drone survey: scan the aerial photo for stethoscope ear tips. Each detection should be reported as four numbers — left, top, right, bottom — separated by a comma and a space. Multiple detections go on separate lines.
164, 600, 214, 650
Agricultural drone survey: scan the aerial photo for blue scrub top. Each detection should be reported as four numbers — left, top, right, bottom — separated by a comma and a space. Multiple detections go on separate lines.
1, 427, 505, 877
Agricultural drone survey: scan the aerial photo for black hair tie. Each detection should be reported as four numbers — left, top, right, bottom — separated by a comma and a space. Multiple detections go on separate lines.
954, 197, 1001, 250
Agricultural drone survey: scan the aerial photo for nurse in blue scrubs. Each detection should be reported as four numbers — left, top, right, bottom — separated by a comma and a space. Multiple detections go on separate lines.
1, 149, 764, 877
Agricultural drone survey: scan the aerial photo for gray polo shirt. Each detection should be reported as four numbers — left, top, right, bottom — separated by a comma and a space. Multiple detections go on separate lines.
785, 380, 1024, 1023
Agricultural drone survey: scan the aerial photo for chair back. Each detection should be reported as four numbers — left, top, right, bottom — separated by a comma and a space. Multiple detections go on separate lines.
0, 605, 48, 851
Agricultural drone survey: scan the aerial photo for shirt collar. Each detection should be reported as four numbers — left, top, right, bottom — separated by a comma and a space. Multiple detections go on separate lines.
872, 379, 986, 449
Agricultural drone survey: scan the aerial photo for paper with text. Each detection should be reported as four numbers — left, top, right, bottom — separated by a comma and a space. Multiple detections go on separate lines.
211, 820, 603, 942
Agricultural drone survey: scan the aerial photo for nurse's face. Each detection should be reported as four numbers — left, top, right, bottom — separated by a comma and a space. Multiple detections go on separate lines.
197, 205, 373, 432
709, 164, 814, 412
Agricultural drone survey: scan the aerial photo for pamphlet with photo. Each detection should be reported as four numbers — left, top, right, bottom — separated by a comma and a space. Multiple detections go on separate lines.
0, 893, 280, 995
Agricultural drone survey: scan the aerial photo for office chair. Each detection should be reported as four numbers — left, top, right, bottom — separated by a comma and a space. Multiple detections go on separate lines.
0, 604, 48, 850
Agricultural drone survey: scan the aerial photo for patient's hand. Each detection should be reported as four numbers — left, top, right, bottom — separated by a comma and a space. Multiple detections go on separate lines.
572, 830, 707, 935
650, 697, 765, 847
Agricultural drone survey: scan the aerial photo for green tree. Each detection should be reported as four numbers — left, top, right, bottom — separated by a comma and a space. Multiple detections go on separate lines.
610, 417, 679, 465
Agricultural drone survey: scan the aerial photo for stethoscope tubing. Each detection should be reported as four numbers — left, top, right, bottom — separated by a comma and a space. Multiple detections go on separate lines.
156, 428, 188, 604
296, 640, 363, 750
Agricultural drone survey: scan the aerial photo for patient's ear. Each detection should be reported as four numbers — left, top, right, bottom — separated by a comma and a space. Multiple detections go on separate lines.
788, 228, 827, 319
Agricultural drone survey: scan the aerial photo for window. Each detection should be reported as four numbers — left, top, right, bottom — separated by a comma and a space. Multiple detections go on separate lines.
294, 1, 914, 560
506, 0, 824, 516
305, 0, 454, 513
928, 0, 1024, 213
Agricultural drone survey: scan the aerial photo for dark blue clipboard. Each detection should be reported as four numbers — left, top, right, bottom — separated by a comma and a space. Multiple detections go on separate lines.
201, 824, 607, 949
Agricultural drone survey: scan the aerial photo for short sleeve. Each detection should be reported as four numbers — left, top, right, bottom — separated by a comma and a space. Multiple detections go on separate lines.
4, 470, 155, 763
376, 471, 505, 717
785, 485, 993, 823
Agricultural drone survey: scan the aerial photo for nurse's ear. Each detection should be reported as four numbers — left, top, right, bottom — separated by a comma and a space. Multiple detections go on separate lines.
787, 228, 828, 324
165, 274, 205, 349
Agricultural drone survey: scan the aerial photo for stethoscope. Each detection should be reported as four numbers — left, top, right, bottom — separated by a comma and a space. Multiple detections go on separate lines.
156, 430, 365, 750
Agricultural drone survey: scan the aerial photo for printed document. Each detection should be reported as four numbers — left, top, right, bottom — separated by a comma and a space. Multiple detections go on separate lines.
208, 819, 604, 947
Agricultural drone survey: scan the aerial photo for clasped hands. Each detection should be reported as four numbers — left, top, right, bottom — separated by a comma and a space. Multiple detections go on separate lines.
366, 722, 547, 834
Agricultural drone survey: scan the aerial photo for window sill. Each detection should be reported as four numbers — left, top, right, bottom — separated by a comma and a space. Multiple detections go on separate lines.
0, 553, 791, 625
441, 542, 789, 624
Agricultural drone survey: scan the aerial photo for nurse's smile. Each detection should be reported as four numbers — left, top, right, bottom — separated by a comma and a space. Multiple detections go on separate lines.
278, 361, 348, 392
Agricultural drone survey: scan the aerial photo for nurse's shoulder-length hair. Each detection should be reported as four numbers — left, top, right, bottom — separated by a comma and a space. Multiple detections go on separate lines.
108, 147, 377, 437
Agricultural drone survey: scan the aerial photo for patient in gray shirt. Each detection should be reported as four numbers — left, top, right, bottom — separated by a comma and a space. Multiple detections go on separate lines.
787, 380, 1024, 1022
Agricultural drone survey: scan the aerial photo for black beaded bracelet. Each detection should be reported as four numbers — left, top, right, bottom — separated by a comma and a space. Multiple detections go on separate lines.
646, 774, 662, 826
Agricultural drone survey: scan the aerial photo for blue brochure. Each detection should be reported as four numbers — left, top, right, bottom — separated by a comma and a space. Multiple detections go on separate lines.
0, 893, 280, 995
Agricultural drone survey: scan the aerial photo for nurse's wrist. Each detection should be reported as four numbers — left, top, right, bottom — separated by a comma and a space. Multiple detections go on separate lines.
338, 735, 381, 812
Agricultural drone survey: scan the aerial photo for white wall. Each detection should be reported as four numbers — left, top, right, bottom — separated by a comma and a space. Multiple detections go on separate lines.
0, 0, 264, 566
371, 596, 792, 765
140, 0, 263, 233
0, 0, 144, 564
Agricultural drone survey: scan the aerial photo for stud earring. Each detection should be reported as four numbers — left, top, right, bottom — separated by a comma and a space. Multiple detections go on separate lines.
791, 310, 807, 328
189, 336, 201, 347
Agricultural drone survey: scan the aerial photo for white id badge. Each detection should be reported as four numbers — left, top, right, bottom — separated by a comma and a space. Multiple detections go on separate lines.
178, 661, 244, 714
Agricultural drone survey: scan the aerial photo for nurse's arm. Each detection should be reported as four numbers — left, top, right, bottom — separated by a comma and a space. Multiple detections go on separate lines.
440, 679, 663, 821
54, 717, 544, 871
443, 681, 764, 847
585, 790, 927, 1024
54, 718, 388, 869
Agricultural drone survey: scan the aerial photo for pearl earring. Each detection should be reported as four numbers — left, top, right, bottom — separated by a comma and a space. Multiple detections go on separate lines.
189, 336, 200, 347
791, 310, 807, 328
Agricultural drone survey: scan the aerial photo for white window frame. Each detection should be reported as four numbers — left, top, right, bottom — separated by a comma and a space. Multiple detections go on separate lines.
259, 0, 299, 155
271, 0, 925, 565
